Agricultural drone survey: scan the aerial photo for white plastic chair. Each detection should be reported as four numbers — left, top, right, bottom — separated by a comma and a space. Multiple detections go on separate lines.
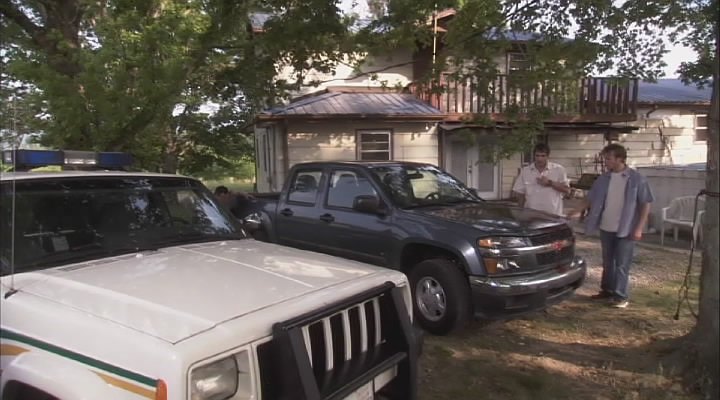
660, 196, 706, 246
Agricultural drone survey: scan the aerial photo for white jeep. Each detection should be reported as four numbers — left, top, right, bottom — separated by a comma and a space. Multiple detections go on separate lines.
0, 150, 421, 400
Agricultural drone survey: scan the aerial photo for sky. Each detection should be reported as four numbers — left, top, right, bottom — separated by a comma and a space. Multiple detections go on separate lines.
663, 45, 697, 77
338, 0, 697, 78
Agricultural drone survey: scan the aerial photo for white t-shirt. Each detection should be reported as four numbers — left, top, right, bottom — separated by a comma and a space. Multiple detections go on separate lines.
512, 162, 569, 215
600, 171, 629, 232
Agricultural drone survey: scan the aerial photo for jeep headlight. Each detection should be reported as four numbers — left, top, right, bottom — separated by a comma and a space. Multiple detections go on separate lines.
477, 237, 530, 249
190, 355, 241, 400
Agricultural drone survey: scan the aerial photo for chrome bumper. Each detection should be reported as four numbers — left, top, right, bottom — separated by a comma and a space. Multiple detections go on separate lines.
469, 256, 587, 296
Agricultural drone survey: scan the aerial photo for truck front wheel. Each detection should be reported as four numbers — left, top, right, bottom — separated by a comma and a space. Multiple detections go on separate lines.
408, 259, 471, 335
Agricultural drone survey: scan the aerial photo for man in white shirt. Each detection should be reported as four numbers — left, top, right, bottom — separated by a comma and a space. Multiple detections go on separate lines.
512, 143, 571, 216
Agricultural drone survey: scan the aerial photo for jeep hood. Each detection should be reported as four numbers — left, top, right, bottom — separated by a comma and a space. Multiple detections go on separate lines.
412, 202, 567, 235
6, 241, 385, 343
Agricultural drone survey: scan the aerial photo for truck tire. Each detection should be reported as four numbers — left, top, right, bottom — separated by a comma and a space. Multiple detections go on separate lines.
408, 259, 471, 335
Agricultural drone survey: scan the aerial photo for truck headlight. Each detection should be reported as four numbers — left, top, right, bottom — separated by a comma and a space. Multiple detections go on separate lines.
190, 356, 238, 400
477, 237, 530, 249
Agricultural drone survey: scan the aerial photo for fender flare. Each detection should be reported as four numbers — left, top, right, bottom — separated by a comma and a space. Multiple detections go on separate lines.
394, 238, 476, 274
259, 211, 278, 243
1, 351, 137, 400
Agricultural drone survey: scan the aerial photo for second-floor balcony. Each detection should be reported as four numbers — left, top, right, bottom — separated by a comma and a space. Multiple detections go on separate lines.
409, 74, 639, 123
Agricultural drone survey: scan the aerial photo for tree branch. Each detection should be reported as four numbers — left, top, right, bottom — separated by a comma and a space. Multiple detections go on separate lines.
300, 60, 417, 86
0, 2, 46, 41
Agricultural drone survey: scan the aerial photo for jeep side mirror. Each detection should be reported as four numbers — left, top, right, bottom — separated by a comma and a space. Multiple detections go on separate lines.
353, 195, 383, 215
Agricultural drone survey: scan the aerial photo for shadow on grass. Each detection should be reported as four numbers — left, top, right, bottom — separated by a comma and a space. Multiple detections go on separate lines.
418, 284, 701, 400
420, 329, 696, 400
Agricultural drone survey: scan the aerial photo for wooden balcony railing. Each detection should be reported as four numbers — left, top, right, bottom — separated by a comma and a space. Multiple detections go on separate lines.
409, 74, 639, 122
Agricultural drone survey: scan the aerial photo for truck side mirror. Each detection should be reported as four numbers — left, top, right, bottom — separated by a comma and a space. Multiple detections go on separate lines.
242, 213, 262, 233
353, 195, 383, 214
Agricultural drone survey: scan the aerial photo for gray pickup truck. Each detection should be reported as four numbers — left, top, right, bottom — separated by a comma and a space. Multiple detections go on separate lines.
241, 161, 587, 335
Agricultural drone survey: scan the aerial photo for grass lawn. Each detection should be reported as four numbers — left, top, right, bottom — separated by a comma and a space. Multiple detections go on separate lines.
419, 238, 702, 400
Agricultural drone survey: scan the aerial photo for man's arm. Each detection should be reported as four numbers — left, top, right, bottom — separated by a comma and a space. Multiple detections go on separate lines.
511, 169, 527, 207
632, 202, 651, 240
547, 179, 571, 194
512, 191, 526, 207
567, 198, 590, 219
632, 178, 655, 240
539, 166, 571, 194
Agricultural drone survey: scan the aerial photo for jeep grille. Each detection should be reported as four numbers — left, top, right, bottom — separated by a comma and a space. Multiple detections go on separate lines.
256, 282, 417, 400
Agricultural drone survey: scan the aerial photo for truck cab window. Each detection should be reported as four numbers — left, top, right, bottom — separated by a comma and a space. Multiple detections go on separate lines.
288, 170, 322, 204
327, 170, 377, 209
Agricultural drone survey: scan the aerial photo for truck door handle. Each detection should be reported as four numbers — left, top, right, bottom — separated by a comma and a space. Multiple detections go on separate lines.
319, 214, 335, 223
280, 208, 294, 217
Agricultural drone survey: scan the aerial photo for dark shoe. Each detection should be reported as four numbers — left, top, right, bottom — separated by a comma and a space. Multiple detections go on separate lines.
590, 291, 613, 300
609, 298, 629, 308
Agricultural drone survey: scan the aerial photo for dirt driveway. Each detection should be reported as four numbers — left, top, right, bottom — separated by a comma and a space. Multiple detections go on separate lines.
418, 237, 702, 400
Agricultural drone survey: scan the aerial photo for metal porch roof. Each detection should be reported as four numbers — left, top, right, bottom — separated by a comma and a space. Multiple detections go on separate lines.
638, 79, 712, 104
262, 91, 443, 117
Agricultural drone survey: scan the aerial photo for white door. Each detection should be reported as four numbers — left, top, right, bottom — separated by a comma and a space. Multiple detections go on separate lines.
447, 139, 499, 199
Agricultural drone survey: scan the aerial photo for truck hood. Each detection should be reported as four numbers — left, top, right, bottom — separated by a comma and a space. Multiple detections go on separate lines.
411, 202, 567, 235
7, 241, 384, 343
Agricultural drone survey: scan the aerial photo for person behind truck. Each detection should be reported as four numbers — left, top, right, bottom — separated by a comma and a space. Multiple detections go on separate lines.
213, 185, 253, 218
511, 143, 571, 216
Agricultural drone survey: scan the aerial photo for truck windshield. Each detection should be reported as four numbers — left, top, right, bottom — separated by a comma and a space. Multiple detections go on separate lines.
1, 176, 246, 275
369, 165, 480, 208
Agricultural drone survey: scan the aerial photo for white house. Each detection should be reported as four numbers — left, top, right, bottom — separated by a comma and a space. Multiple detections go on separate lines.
253, 11, 710, 200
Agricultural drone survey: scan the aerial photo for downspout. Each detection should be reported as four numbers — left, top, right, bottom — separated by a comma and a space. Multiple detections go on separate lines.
282, 119, 290, 186
437, 124, 444, 168
432, 5, 442, 169
645, 103, 659, 119
432, 4, 438, 68
645, 103, 672, 165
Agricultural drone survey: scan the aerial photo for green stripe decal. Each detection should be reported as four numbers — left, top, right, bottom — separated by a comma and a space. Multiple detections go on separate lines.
0, 329, 158, 388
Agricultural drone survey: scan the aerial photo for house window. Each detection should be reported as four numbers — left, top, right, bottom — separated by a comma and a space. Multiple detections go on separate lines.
357, 130, 392, 161
507, 52, 530, 75
695, 115, 708, 142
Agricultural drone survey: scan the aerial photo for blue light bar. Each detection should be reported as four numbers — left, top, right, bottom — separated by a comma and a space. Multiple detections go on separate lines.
97, 152, 133, 168
1, 149, 133, 170
2, 149, 65, 167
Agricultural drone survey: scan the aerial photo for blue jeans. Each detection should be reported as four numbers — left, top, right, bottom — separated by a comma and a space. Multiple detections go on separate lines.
599, 230, 636, 300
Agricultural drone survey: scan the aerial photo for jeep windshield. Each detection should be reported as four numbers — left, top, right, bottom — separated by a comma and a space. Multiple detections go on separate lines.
368, 164, 481, 209
1, 176, 246, 275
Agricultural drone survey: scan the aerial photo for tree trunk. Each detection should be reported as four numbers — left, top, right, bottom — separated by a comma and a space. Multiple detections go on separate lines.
162, 153, 179, 174
693, 26, 720, 400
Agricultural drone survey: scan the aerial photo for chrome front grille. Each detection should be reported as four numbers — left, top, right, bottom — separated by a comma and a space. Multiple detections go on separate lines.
536, 246, 574, 266
531, 226, 575, 267
529, 226, 574, 246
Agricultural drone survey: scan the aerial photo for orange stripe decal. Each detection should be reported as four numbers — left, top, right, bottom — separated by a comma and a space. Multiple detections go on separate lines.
94, 372, 156, 399
0, 344, 29, 356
